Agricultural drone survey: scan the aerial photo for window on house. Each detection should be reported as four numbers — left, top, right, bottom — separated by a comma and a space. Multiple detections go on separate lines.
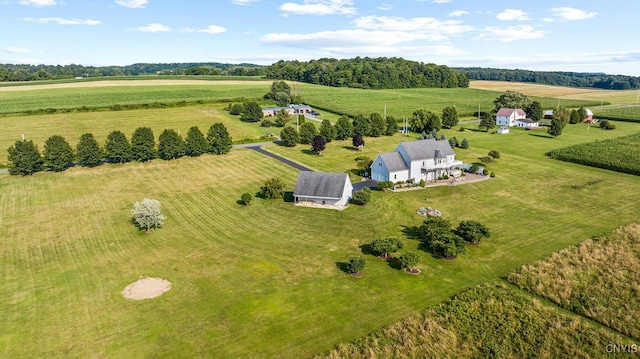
378, 162, 382, 166
394, 174, 396, 179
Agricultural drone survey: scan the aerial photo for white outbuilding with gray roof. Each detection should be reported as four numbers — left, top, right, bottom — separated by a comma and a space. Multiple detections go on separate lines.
293, 172, 353, 207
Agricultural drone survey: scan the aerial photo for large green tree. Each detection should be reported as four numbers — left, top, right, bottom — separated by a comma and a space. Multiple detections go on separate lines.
76, 133, 103, 167
104, 130, 132, 164
279, 126, 299, 147
335, 115, 354, 140
274, 108, 291, 127
368, 112, 386, 137
384, 116, 397, 136
43, 135, 74, 171
131, 127, 156, 162
478, 112, 495, 132
370, 237, 404, 258
454, 220, 490, 245
264, 80, 291, 100
207, 123, 233, 155
319, 119, 336, 142
526, 101, 543, 121
441, 106, 459, 129
410, 109, 441, 134
240, 100, 263, 122
7, 139, 43, 175
184, 126, 208, 156
299, 122, 317, 144
158, 129, 184, 160
352, 114, 370, 137
493, 91, 532, 112
311, 135, 327, 155
259, 178, 285, 199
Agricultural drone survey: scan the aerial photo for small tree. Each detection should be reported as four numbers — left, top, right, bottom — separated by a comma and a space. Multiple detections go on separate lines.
442, 106, 459, 129
7, 139, 43, 176
319, 119, 336, 142
352, 114, 370, 137
448, 136, 459, 148
368, 112, 385, 137
260, 178, 285, 199
105, 130, 132, 164
229, 103, 244, 115
569, 109, 581, 124
352, 134, 365, 150
488, 149, 500, 159
399, 252, 420, 271
299, 122, 317, 144
460, 138, 469, 149
157, 129, 184, 160
131, 198, 166, 234
478, 112, 495, 132
454, 220, 490, 245
274, 108, 290, 127
346, 256, 365, 276
384, 116, 397, 136
351, 187, 371, 205
76, 133, 103, 167
279, 126, 299, 147
43, 135, 74, 171
241, 193, 252, 206
184, 126, 209, 157
578, 107, 588, 122
370, 237, 404, 259
311, 135, 327, 155
131, 127, 156, 162
207, 123, 233, 155
548, 118, 564, 137
410, 109, 441, 134
274, 92, 291, 107
335, 115, 354, 140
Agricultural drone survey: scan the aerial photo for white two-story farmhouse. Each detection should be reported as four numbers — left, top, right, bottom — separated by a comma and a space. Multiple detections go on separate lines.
495, 108, 526, 127
371, 138, 463, 182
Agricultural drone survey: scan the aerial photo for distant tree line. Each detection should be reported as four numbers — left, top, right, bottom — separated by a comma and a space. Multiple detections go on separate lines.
457, 67, 640, 90
6, 123, 232, 176
265, 57, 469, 89
0, 62, 265, 82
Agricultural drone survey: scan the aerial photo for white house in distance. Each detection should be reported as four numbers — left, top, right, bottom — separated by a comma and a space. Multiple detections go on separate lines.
262, 104, 312, 117
514, 118, 539, 129
293, 172, 353, 207
495, 108, 527, 127
371, 138, 463, 182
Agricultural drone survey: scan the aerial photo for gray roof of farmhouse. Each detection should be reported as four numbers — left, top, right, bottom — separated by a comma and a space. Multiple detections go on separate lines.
293, 172, 350, 199
380, 152, 409, 172
398, 138, 455, 161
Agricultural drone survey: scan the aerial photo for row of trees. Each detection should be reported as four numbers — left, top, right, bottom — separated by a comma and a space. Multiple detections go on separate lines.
265, 57, 469, 89
0, 62, 265, 82
408, 106, 459, 134
6, 123, 232, 175
458, 67, 640, 90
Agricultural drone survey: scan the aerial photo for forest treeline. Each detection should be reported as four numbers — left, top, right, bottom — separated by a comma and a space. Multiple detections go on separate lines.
0, 62, 265, 81
457, 67, 640, 90
264, 57, 469, 89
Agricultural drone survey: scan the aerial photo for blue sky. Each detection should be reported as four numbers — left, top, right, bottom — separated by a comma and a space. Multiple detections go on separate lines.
1, 0, 638, 75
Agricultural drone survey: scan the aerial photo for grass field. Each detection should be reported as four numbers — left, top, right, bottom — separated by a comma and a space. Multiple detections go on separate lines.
3, 79, 640, 357
507, 223, 640, 340
316, 283, 633, 358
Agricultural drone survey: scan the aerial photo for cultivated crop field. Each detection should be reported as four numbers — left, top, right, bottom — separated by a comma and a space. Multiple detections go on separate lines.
507, 224, 640, 340
547, 132, 640, 176
2, 79, 640, 357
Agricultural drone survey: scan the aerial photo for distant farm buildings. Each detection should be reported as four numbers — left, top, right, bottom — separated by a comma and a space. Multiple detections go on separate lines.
262, 104, 312, 117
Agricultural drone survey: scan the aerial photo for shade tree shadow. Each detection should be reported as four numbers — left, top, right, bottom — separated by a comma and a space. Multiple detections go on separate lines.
335, 261, 350, 274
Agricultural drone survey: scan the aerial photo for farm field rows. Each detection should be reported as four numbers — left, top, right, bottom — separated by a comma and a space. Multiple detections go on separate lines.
2, 79, 640, 357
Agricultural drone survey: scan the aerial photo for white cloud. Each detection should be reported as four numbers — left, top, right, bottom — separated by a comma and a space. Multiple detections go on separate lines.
279, 0, 356, 15
137, 23, 170, 32
4, 47, 31, 54
548, 7, 597, 21
232, 0, 259, 4
377, 3, 392, 11
449, 10, 468, 17
18, 0, 56, 6
496, 9, 530, 21
115, 0, 148, 8
182, 24, 226, 34
261, 29, 432, 47
473, 25, 546, 42
24, 17, 101, 25
353, 16, 473, 37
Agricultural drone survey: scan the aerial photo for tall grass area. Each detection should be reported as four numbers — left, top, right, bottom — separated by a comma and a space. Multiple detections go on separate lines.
547, 132, 640, 176
507, 223, 640, 340
315, 283, 630, 358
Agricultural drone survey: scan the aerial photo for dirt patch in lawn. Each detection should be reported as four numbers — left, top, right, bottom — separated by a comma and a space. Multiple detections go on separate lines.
122, 277, 171, 300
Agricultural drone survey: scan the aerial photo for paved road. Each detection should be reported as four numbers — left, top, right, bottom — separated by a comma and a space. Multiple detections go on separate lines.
353, 179, 378, 191
246, 146, 313, 172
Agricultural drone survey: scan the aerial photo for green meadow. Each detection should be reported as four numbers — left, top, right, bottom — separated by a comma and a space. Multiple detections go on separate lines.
1, 79, 640, 357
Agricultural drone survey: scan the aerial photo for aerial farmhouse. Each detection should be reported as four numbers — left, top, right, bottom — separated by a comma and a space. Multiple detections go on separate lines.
262, 104, 312, 117
293, 172, 353, 207
495, 108, 527, 127
371, 138, 463, 182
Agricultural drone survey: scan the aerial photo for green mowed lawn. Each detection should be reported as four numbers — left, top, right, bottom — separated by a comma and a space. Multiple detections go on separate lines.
0, 105, 271, 164
2, 118, 640, 357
